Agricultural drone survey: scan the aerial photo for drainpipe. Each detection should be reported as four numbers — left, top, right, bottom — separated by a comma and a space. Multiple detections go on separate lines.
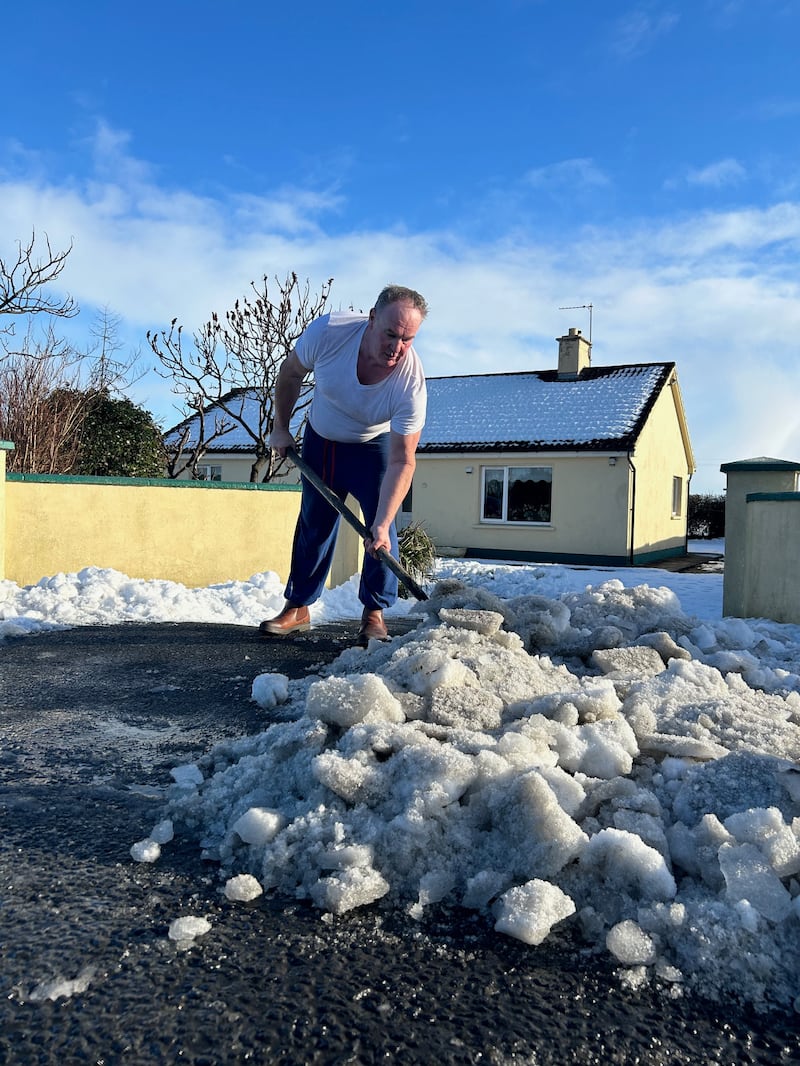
685, 471, 693, 555
627, 454, 637, 566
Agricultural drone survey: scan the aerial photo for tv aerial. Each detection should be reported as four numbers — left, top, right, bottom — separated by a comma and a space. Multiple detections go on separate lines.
559, 303, 593, 345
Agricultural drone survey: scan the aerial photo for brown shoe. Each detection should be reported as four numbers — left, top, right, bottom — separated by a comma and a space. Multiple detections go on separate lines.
357, 607, 388, 647
259, 604, 311, 637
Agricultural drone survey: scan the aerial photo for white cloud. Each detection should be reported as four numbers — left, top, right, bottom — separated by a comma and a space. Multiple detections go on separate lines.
524, 158, 610, 192
87, 121, 155, 186
685, 158, 747, 188
745, 97, 800, 121
611, 7, 680, 58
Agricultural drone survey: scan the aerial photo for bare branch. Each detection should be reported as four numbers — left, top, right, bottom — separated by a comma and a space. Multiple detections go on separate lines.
0, 231, 78, 326
151, 272, 333, 482
84, 306, 144, 393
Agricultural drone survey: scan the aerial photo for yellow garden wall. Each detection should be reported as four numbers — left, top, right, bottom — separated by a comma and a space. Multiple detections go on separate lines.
0, 443, 9, 580
1, 456, 360, 591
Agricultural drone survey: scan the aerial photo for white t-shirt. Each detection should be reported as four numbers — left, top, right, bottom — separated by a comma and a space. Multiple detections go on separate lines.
294, 312, 427, 443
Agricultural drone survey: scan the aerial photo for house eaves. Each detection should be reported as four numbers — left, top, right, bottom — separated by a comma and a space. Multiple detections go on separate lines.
667, 370, 696, 474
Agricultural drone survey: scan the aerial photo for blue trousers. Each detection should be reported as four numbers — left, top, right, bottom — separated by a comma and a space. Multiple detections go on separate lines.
284, 423, 399, 610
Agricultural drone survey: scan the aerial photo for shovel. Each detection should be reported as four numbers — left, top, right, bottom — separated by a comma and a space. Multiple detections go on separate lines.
286, 446, 429, 602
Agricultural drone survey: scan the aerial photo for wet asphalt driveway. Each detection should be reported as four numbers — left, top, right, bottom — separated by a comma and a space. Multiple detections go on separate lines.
1, 621, 798, 1065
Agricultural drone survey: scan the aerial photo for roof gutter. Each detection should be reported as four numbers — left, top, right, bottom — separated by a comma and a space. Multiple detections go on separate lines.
627, 454, 637, 566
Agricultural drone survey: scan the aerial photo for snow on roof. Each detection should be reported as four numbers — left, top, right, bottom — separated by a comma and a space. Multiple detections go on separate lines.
420, 363, 674, 453
164, 364, 675, 455
163, 390, 303, 452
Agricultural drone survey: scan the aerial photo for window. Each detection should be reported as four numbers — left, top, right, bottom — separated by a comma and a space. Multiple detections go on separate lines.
482, 466, 552, 524
401, 483, 413, 514
197, 464, 223, 481
672, 476, 682, 517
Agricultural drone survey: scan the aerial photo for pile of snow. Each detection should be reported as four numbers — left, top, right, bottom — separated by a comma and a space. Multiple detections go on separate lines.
156, 574, 800, 1014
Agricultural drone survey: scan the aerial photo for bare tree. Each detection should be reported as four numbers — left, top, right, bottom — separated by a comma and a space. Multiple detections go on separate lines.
0, 233, 152, 474
0, 231, 84, 472
0, 231, 77, 331
0, 324, 92, 473
1, 297, 148, 475
84, 306, 144, 393
149, 272, 333, 481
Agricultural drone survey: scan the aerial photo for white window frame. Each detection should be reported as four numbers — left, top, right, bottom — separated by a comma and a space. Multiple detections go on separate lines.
672, 476, 683, 517
196, 464, 223, 482
481, 465, 553, 525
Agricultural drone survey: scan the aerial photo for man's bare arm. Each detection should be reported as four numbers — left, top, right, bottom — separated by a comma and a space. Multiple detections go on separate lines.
367, 430, 421, 555
269, 350, 309, 455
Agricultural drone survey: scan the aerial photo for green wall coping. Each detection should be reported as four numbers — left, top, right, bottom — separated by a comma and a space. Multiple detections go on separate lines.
746, 492, 800, 503
0, 440, 15, 451
721, 458, 800, 473
6, 472, 301, 491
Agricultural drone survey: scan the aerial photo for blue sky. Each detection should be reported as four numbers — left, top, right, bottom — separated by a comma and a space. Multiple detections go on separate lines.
2, 0, 799, 493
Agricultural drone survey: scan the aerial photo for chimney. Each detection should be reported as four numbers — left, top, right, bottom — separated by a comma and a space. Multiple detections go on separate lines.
556, 327, 591, 379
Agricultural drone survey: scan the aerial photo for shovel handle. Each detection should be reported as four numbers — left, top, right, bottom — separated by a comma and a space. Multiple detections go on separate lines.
286, 446, 429, 602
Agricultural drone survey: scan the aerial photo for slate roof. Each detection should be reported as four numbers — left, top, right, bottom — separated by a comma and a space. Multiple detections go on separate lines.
164, 363, 676, 455
164, 389, 297, 453
419, 363, 675, 453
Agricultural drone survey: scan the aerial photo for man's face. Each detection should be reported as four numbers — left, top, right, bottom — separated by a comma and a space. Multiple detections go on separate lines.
363, 300, 423, 371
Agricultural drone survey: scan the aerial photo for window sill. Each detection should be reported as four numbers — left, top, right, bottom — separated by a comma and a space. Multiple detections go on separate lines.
478, 521, 554, 529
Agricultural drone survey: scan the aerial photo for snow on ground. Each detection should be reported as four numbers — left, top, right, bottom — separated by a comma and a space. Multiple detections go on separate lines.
6, 539, 800, 1013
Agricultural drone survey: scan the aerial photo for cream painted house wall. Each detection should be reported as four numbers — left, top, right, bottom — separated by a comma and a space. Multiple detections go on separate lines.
627, 373, 693, 560
414, 451, 632, 563
172, 455, 297, 484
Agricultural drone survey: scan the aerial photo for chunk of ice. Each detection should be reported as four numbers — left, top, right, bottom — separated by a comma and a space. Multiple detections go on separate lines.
130, 838, 161, 863
718, 841, 792, 922
224, 874, 264, 902
232, 807, 284, 846
606, 920, 658, 965
168, 915, 212, 941
494, 879, 576, 945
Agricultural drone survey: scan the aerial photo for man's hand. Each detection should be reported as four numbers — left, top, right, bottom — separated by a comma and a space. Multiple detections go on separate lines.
364, 522, 392, 558
269, 426, 296, 458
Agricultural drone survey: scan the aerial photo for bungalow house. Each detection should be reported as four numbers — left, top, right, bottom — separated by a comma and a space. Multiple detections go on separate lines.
163, 328, 695, 566
414, 329, 695, 565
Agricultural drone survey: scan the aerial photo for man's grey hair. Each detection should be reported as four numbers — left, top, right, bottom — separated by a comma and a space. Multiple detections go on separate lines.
374, 284, 429, 319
